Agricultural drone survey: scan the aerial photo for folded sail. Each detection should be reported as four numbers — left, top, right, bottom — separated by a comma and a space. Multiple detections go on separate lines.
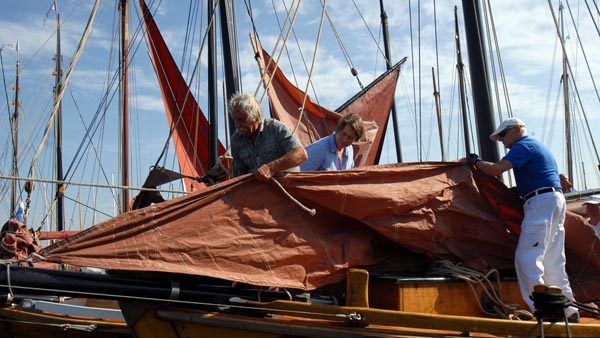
140, 0, 226, 192
39, 162, 600, 301
255, 47, 405, 166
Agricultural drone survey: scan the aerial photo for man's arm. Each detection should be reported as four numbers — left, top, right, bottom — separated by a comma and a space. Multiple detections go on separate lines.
475, 159, 514, 177
255, 146, 308, 181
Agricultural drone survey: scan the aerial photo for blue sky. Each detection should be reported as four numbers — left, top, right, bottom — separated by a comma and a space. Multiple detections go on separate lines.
0, 0, 599, 230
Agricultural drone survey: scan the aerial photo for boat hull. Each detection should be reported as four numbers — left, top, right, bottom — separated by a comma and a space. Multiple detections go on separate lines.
120, 299, 600, 338
0, 303, 130, 338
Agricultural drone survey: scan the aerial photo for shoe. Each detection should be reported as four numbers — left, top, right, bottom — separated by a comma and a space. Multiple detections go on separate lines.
567, 312, 580, 323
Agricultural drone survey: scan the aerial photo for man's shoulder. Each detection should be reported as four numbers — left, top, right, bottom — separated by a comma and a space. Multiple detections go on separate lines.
306, 134, 333, 152
263, 118, 287, 129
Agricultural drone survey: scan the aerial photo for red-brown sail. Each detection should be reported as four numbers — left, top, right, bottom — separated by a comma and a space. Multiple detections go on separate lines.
255, 47, 405, 166
37, 161, 600, 302
140, 0, 226, 192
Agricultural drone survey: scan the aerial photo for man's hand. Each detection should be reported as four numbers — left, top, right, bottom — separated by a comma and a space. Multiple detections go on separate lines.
468, 153, 480, 164
254, 164, 273, 182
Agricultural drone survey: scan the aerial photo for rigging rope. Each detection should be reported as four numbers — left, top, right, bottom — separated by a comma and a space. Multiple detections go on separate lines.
482, 0, 513, 119
0, 175, 188, 195
254, 0, 301, 104
28, 0, 101, 181
547, 0, 600, 169
292, 0, 328, 136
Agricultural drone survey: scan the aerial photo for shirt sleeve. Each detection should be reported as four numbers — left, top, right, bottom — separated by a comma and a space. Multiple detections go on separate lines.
503, 142, 528, 169
274, 119, 303, 152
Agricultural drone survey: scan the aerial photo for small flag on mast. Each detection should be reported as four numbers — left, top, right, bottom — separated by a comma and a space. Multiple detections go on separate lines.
1, 43, 15, 50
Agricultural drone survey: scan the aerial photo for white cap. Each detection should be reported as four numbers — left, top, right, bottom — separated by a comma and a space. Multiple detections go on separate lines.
490, 117, 526, 141
583, 194, 600, 206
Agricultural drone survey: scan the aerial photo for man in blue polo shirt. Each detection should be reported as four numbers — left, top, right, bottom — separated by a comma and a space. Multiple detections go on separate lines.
472, 117, 579, 322
301, 113, 364, 171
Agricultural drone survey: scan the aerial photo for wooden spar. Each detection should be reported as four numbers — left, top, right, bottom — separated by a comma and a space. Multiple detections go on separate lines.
432, 67, 445, 161
454, 7, 472, 155
461, 0, 499, 162
53, 0, 65, 232
378, 0, 402, 163
559, 4, 573, 185
120, 0, 129, 213
11, 44, 19, 218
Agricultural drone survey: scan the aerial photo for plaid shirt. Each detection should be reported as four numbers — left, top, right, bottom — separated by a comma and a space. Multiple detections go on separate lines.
231, 119, 303, 177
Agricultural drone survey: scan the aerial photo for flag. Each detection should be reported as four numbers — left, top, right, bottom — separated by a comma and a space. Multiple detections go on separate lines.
44, 2, 56, 26
1, 43, 15, 50
15, 200, 25, 223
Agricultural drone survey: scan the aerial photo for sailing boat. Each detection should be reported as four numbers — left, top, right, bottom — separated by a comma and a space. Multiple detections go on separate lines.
0, 1, 136, 337
2, 0, 600, 337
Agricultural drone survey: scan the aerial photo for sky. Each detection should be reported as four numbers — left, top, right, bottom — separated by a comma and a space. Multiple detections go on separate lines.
0, 0, 599, 230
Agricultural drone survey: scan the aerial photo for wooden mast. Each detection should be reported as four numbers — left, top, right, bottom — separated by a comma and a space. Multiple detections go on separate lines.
432, 67, 445, 161
119, 0, 129, 213
53, 0, 65, 231
10, 43, 20, 218
454, 7, 472, 155
559, 3, 573, 185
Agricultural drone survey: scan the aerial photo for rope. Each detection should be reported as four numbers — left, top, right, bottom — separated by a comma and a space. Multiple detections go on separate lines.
269, 177, 316, 216
5, 262, 13, 304
0, 175, 188, 195
547, 0, 600, 167
292, 0, 328, 136
428, 260, 528, 319
254, 0, 301, 103
28, 0, 102, 179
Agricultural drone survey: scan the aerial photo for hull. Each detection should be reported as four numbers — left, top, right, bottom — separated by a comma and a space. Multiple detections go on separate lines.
118, 271, 600, 338
0, 300, 130, 338
121, 299, 600, 338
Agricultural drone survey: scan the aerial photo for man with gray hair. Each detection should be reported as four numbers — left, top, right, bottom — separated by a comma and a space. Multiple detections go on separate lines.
471, 117, 579, 322
229, 93, 307, 181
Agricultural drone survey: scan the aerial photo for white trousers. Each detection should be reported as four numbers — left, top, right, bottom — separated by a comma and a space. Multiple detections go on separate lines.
516, 191, 577, 316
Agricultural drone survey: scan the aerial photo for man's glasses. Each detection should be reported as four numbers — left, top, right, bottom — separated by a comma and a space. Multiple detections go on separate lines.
498, 127, 513, 138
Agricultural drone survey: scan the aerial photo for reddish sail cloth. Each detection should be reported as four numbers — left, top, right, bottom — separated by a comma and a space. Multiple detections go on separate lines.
0, 219, 40, 264
256, 47, 405, 166
141, 0, 227, 192
39, 161, 600, 301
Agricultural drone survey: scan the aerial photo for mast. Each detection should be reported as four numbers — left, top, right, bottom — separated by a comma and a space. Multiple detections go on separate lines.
378, 0, 402, 163
454, 7, 472, 155
11, 43, 20, 218
208, 0, 218, 168
219, 0, 240, 136
461, 0, 499, 162
559, 3, 573, 184
53, 0, 65, 231
432, 67, 445, 161
119, 0, 129, 213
